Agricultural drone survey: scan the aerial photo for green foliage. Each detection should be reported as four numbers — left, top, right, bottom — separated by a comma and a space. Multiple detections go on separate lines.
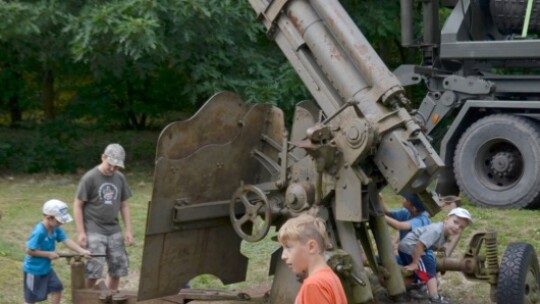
0, 0, 419, 158
0, 127, 158, 173
0, 1, 50, 38
0, 124, 76, 173
0, 0, 309, 130
68, 0, 162, 61
25, 120, 80, 173
66, 0, 300, 98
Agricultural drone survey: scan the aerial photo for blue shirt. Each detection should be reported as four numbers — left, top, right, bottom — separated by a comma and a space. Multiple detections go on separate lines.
23, 222, 67, 275
389, 208, 431, 240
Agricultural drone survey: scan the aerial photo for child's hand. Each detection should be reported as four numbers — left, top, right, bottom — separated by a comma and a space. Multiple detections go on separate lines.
404, 263, 418, 272
48, 252, 59, 260
80, 250, 92, 259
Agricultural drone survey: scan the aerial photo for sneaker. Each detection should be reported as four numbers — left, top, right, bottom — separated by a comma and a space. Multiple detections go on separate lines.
429, 294, 451, 304
408, 284, 428, 300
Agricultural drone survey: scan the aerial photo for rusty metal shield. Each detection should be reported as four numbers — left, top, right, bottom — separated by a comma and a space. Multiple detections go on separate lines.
138, 92, 285, 300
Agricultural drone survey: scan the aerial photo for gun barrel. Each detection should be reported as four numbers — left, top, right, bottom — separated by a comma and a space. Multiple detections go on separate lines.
250, 0, 444, 193
311, 0, 404, 104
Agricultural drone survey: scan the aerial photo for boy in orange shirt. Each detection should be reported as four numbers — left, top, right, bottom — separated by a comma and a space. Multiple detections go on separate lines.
278, 214, 347, 304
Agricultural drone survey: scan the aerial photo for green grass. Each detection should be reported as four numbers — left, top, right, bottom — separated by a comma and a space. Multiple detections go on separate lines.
0, 172, 155, 303
0, 175, 539, 303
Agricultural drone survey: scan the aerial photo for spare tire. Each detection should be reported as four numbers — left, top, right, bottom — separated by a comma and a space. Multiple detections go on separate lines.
454, 114, 540, 208
490, 0, 540, 35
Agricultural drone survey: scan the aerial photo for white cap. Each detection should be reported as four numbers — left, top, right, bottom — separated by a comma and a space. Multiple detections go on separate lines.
42, 199, 73, 224
448, 207, 473, 225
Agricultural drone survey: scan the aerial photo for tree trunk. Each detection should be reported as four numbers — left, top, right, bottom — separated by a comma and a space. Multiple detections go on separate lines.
125, 80, 148, 130
8, 95, 22, 127
42, 69, 55, 119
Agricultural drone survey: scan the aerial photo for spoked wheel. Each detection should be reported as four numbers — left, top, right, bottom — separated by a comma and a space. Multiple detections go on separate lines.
230, 184, 272, 242
497, 242, 540, 304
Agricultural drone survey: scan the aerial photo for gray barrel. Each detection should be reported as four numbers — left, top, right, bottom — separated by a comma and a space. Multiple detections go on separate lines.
490, 0, 540, 34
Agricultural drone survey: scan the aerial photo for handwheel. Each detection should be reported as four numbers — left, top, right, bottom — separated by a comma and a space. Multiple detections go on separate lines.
230, 185, 272, 242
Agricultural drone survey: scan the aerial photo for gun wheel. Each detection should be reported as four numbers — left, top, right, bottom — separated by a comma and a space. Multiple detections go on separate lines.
497, 242, 540, 304
230, 185, 272, 242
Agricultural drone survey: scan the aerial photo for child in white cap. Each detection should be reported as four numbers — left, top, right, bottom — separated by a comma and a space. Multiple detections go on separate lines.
397, 207, 473, 304
23, 199, 92, 304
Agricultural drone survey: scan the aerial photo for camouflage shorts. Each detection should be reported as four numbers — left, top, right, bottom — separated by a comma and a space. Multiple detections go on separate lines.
85, 232, 129, 279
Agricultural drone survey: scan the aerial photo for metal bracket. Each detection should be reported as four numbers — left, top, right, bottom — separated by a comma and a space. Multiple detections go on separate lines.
442, 75, 494, 95
264, 0, 290, 38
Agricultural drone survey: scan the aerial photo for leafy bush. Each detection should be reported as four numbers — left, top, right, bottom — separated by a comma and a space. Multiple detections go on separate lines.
0, 126, 158, 174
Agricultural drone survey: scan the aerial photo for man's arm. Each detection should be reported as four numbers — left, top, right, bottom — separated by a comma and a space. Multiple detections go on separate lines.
384, 215, 412, 231
120, 200, 133, 246
404, 241, 426, 271
73, 198, 87, 247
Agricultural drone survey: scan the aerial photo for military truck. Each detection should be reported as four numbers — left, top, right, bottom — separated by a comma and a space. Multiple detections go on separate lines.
395, 0, 540, 209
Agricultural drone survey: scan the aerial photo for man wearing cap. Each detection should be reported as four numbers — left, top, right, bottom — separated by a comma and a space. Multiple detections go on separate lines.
73, 143, 133, 291
23, 199, 91, 304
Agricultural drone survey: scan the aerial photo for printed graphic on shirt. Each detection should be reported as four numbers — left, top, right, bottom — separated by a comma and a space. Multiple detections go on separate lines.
99, 183, 119, 205
43, 231, 56, 244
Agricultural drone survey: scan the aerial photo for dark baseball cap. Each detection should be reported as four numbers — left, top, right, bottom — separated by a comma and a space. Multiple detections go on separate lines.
403, 193, 426, 212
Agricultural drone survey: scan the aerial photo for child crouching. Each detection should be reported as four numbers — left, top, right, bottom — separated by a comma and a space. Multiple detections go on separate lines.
398, 207, 473, 304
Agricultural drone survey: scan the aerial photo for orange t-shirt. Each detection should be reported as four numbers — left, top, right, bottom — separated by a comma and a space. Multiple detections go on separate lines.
295, 267, 348, 304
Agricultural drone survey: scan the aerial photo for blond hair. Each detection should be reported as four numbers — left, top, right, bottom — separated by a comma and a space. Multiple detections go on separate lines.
277, 214, 329, 253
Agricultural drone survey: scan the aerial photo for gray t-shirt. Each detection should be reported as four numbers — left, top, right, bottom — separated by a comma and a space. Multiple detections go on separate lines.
76, 167, 132, 235
398, 222, 446, 255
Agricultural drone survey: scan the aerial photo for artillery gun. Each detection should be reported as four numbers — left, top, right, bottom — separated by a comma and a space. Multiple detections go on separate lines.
135, 0, 539, 303
63, 0, 540, 303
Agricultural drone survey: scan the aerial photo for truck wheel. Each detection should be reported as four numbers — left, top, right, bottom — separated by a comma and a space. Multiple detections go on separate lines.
497, 243, 540, 304
454, 114, 540, 208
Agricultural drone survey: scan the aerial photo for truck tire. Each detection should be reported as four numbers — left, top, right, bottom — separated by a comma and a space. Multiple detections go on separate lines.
496, 242, 540, 304
454, 114, 540, 208
490, 0, 540, 35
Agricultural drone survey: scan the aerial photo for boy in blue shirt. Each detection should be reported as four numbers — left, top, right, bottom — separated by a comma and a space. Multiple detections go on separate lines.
383, 193, 432, 298
383, 193, 431, 241
23, 199, 91, 304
